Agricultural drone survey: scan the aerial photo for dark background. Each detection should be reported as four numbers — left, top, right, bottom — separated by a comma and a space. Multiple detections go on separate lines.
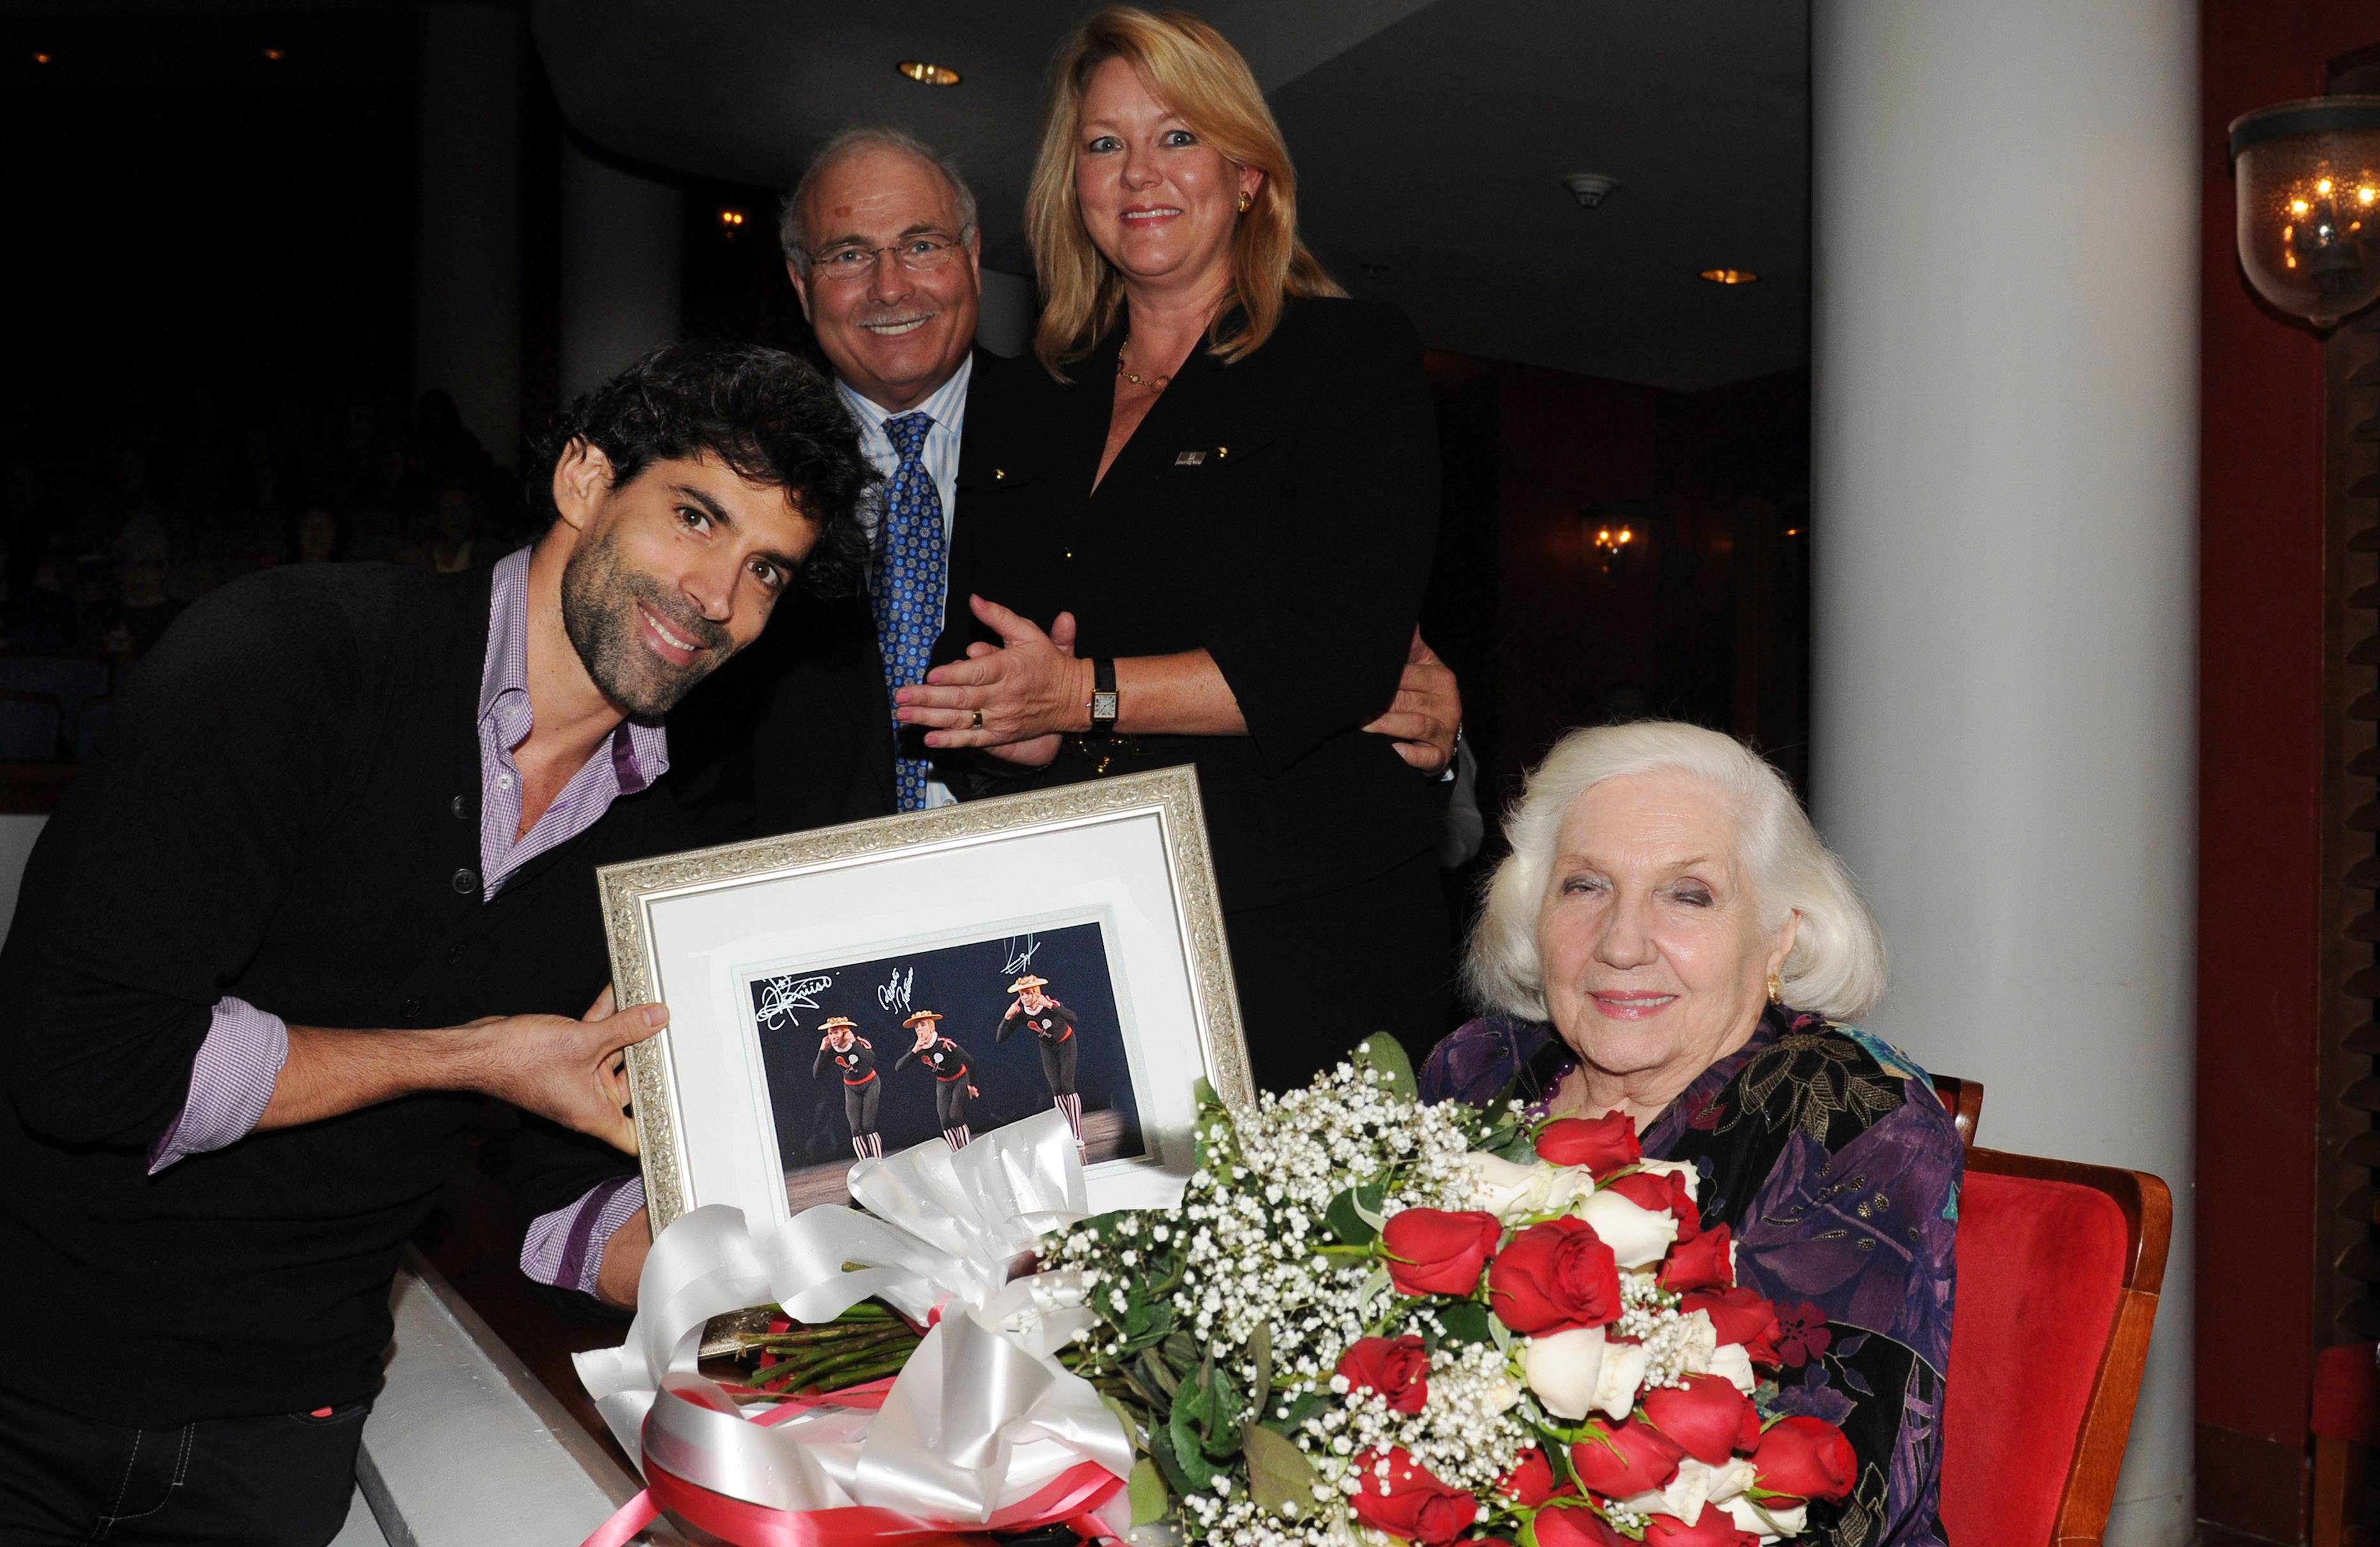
749, 920, 1142, 1171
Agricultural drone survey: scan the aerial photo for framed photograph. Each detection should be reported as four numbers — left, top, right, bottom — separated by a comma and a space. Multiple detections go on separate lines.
597, 767, 1253, 1234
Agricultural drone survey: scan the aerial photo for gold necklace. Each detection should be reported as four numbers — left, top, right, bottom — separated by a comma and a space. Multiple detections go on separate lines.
1115, 334, 1171, 394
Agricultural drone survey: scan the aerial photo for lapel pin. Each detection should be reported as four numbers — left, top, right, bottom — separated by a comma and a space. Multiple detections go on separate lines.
1173, 450, 1206, 466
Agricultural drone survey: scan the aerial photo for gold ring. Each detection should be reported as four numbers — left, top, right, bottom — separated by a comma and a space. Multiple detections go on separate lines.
971, 709, 985, 731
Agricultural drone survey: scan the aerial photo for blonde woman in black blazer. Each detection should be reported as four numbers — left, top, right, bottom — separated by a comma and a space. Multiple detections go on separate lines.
901, 8, 1450, 1090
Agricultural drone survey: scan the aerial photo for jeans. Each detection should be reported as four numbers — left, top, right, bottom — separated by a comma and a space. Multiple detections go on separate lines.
0, 1381, 364, 1546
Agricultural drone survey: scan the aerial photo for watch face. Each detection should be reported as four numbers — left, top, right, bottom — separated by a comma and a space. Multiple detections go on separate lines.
1092, 690, 1119, 721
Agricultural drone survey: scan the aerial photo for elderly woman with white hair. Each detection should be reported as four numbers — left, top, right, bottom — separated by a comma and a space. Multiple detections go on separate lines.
1422, 722, 1959, 1547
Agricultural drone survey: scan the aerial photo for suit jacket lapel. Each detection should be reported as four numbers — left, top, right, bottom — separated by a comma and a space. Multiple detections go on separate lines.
1085, 329, 1230, 516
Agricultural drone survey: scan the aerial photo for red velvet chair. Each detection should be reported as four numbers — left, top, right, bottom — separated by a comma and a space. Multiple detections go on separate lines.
2312, 1341, 2377, 1547
1930, 1072, 1984, 1148
1939, 1148, 2173, 1547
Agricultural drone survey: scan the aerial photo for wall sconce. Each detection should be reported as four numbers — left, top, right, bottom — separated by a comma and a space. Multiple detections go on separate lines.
2229, 95, 2380, 328
1580, 502, 1658, 581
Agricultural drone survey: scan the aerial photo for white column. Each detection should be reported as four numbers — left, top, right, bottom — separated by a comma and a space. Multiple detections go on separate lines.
413, 1, 523, 466
1809, 4, 2198, 1544
559, 139, 683, 401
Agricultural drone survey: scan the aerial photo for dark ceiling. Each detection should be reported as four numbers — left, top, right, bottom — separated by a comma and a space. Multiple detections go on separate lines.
535, 0, 1810, 391
4, 0, 1811, 392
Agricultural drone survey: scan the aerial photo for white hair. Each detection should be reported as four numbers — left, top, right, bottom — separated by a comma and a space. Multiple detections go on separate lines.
780, 126, 979, 274
1465, 721, 1888, 1025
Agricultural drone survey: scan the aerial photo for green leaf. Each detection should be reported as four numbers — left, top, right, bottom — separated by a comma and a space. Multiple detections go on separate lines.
1486, 1125, 1540, 1164
1267, 1390, 1328, 1434
1349, 1036, 1418, 1104
1161, 1331, 1200, 1370
1433, 1300, 1494, 1348
1165, 1403, 1227, 1487
1325, 1182, 1388, 1247
1240, 1421, 1318, 1522
1149, 1415, 1213, 1495
1099, 1391, 1147, 1451
1247, 1321, 1274, 1417
1124, 1295, 1173, 1344
1174, 1352, 1245, 1460
1138, 1349, 1182, 1400
1128, 1458, 1171, 1527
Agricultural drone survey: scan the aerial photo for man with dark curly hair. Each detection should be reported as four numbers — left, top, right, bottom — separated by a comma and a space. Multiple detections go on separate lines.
0, 340, 874, 1546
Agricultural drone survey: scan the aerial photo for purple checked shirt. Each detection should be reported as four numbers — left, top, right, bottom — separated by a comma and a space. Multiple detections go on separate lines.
148, 547, 666, 1296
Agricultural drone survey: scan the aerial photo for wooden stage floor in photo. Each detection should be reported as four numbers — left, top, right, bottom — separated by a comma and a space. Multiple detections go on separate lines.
784, 1106, 1137, 1211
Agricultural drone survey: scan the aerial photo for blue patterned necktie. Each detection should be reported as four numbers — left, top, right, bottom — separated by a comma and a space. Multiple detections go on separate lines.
872, 411, 945, 812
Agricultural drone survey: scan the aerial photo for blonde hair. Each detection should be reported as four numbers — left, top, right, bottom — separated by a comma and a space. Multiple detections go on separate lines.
1466, 722, 1889, 1025
1025, 6, 1342, 378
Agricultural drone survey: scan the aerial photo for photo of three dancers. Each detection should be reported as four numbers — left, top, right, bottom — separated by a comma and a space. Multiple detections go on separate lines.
809, 973, 1085, 1158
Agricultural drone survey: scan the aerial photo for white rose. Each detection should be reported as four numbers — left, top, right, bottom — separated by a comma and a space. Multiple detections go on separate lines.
1723, 1495, 1808, 1538
1481, 1372, 1522, 1414
1619, 1458, 1757, 1530
1636, 1157, 1702, 1203
1677, 1308, 1720, 1374
1570, 1188, 1680, 1268
1464, 1152, 1556, 1219
1707, 1341, 1757, 1393
1695, 1456, 1759, 1506
1590, 1339, 1648, 1419
1618, 1462, 1711, 1527
1520, 1326, 1607, 1419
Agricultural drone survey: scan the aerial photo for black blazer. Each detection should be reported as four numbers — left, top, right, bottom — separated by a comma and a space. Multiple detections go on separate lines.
673, 346, 1051, 840
938, 297, 1443, 910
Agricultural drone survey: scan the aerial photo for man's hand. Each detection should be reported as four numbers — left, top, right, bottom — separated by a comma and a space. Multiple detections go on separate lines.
1364, 628, 1462, 774
898, 597, 1081, 766
459, 993, 665, 1153
264, 993, 667, 1149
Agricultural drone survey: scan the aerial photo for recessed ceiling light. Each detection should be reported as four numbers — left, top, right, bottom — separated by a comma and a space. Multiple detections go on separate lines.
896, 61, 961, 86
1562, 173, 1619, 209
33, 51, 52, 64
264, 47, 285, 61
1699, 268, 1759, 285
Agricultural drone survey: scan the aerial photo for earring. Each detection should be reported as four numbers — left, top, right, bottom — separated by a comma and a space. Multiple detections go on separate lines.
1766, 969, 1783, 1005
1237, 190, 1253, 214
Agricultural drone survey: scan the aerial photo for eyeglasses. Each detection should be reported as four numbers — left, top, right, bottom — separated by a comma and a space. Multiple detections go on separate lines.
805, 233, 967, 282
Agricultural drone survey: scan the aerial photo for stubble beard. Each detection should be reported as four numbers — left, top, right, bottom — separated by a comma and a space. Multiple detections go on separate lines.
559, 524, 732, 719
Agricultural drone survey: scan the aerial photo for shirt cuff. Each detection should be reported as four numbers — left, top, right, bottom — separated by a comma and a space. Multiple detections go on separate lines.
520, 1174, 647, 1296
147, 996, 289, 1174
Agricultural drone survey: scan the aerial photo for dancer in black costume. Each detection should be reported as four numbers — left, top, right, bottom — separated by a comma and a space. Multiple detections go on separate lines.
997, 975, 1084, 1155
812, 1017, 882, 1159
893, 1010, 980, 1150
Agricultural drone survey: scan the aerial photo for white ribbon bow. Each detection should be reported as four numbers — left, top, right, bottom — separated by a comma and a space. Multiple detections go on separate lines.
574, 1109, 1134, 1523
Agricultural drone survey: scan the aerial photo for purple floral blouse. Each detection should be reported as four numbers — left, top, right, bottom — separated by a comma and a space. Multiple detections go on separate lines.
1422, 1006, 1961, 1547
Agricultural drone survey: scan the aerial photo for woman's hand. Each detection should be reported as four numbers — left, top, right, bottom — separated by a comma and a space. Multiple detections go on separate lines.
896, 596, 1089, 763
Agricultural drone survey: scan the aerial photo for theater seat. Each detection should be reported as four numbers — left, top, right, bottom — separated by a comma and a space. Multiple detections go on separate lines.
1938, 1148, 2172, 1547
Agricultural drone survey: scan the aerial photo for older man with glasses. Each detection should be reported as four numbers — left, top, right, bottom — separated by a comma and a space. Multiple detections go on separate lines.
680, 126, 1464, 833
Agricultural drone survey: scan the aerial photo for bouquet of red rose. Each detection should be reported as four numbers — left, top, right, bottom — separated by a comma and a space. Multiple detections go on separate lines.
1046, 1040, 1856, 1547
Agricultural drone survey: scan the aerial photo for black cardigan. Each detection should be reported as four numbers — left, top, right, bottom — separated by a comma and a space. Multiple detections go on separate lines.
937, 297, 1443, 910
0, 562, 687, 1423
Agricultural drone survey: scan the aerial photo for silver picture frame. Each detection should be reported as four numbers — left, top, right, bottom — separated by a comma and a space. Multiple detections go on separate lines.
597, 766, 1253, 1234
